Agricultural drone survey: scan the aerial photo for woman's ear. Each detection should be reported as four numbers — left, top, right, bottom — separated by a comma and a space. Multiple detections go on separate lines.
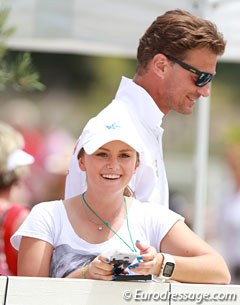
134, 155, 140, 171
78, 157, 86, 172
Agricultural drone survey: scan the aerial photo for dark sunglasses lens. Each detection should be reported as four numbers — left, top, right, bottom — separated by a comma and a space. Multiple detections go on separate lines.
196, 73, 213, 87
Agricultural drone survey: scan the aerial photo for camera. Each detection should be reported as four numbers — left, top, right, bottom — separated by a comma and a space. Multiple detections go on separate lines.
110, 250, 139, 275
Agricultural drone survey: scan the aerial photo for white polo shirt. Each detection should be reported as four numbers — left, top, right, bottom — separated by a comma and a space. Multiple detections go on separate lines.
65, 77, 169, 207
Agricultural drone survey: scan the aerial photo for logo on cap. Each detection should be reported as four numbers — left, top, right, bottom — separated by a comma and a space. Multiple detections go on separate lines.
105, 122, 120, 130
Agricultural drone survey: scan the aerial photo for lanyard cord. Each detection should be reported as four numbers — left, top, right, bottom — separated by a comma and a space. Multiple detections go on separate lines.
82, 192, 137, 252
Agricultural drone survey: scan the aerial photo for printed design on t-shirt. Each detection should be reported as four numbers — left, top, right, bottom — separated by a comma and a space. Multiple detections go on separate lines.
50, 244, 96, 278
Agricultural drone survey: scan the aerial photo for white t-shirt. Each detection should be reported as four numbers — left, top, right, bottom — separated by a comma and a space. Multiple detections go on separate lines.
65, 76, 169, 207
11, 198, 183, 277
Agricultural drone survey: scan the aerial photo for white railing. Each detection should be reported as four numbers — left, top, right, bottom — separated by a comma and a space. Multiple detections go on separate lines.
0, 276, 239, 305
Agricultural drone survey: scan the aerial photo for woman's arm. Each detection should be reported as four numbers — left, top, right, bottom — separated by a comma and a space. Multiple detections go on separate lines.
18, 236, 53, 277
65, 255, 113, 280
132, 221, 230, 284
160, 220, 231, 284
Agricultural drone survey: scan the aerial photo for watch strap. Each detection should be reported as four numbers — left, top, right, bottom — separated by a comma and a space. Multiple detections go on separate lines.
158, 253, 175, 279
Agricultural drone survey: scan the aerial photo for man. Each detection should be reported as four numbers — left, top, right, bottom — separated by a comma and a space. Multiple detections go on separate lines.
65, 9, 226, 207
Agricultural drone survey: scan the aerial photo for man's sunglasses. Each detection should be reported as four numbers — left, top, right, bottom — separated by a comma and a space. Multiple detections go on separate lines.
163, 53, 215, 87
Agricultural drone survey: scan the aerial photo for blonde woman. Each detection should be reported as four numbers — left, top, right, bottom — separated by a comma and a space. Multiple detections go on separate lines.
12, 117, 230, 284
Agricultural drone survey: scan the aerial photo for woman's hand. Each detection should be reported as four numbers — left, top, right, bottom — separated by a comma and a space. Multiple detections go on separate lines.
128, 241, 163, 276
86, 254, 113, 280
66, 254, 113, 280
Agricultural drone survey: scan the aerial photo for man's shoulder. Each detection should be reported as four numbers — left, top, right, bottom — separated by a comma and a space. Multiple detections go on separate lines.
95, 100, 134, 126
97, 99, 129, 116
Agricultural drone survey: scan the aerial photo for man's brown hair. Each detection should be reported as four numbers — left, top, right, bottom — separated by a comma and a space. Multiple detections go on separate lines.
137, 9, 226, 71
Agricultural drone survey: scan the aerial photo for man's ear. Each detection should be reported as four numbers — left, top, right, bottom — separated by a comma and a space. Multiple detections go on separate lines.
78, 157, 86, 172
152, 53, 168, 77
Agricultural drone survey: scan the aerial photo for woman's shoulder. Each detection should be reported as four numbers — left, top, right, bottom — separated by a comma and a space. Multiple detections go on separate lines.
31, 199, 64, 216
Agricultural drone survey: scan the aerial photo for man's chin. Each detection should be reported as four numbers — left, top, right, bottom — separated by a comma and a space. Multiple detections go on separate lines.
177, 107, 193, 115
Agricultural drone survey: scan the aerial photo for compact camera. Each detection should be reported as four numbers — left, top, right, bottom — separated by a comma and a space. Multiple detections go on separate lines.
110, 250, 139, 275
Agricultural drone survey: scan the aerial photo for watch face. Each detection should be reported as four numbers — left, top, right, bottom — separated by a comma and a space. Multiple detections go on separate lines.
163, 262, 175, 277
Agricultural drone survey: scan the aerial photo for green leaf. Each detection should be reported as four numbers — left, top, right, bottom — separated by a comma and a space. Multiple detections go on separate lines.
0, 8, 45, 92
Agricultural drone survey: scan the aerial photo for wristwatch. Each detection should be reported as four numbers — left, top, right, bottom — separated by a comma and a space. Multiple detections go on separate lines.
158, 253, 175, 279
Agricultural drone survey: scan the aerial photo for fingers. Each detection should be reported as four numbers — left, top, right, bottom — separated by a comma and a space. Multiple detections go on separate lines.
88, 255, 113, 280
136, 241, 157, 260
87, 250, 161, 279
130, 243, 160, 275
128, 259, 157, 275
135, 240, 150, 253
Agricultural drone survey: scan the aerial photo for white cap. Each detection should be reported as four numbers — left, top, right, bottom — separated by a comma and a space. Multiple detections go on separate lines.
6, 149, 35, 171
65, 116, 146, 199
75, 117, 143, 156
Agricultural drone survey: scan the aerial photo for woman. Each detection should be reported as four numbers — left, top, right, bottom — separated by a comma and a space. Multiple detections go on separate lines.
0, 121, 34, 275
11, 117, 230, 283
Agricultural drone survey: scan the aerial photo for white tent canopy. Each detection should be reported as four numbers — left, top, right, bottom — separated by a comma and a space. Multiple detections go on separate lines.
4, 0, 240, 61
4, 0, 240, 237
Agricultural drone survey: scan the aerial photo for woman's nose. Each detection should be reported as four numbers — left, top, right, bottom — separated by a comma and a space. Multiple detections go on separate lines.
106, 158, 119, 169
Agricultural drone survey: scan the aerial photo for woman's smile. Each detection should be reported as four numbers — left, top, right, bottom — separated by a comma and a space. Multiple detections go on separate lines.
101, 174, 121, 180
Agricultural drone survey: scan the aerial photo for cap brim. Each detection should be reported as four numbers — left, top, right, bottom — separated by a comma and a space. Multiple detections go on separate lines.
83, 135, 141, 155
7, 149, 35, 171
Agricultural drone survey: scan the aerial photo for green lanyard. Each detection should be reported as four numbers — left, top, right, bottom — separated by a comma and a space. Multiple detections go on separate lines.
82, 192, 137, 252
